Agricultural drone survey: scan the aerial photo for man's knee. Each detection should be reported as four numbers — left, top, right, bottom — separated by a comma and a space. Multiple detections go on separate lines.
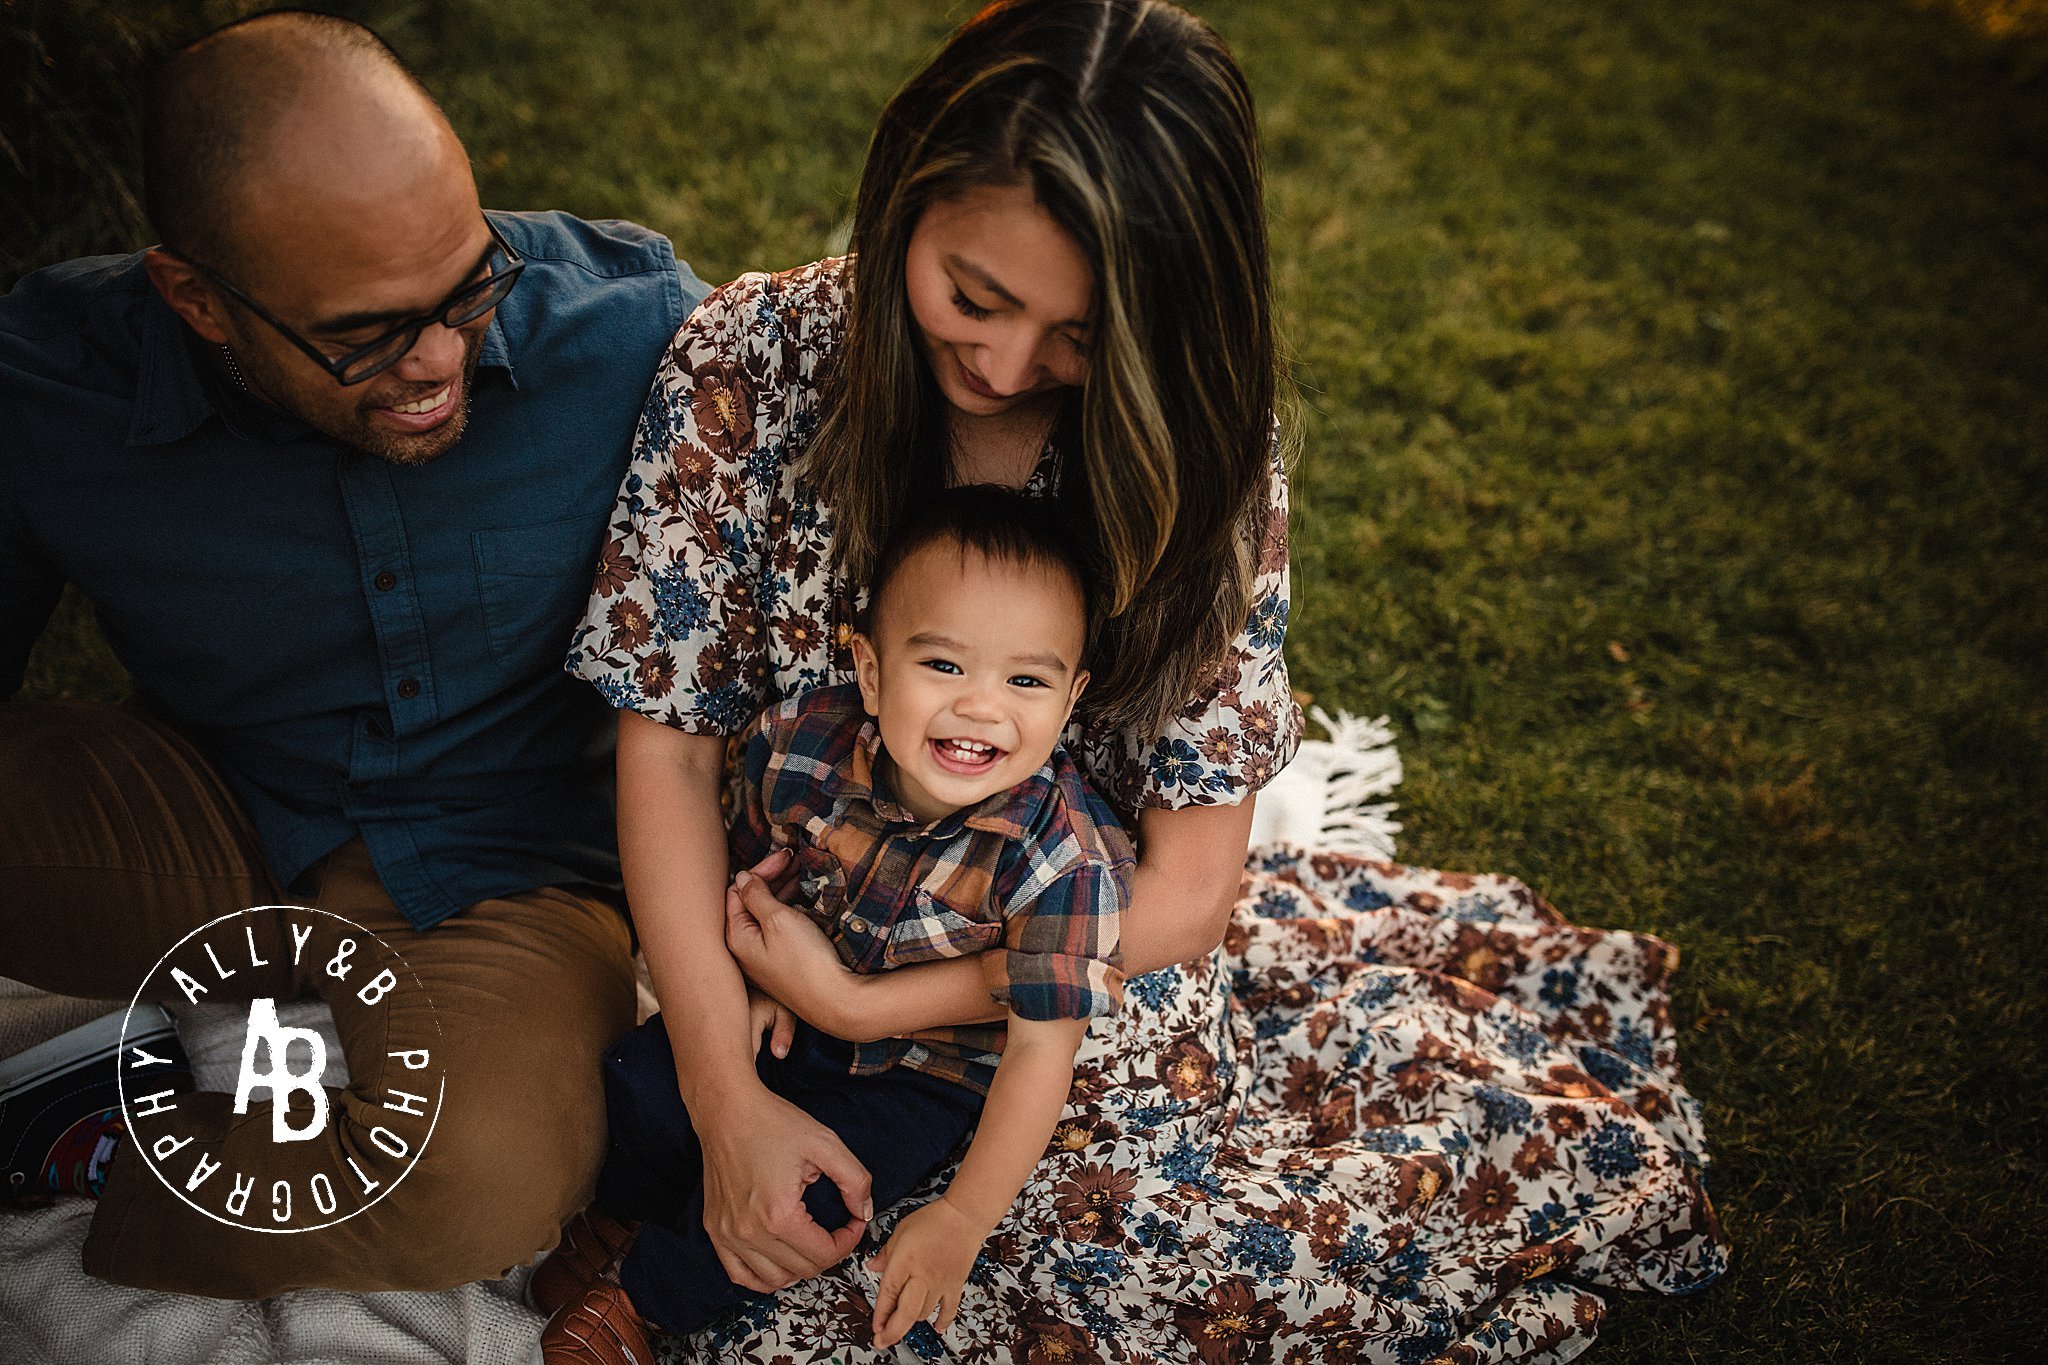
359, 1082, 603, 1285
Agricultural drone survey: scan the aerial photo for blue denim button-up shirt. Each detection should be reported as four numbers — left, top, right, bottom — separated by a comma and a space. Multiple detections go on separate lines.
1, 211, 707, 928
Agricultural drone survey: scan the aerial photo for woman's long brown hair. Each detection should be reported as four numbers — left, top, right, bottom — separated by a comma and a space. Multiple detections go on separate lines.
808, 0, 1284, 738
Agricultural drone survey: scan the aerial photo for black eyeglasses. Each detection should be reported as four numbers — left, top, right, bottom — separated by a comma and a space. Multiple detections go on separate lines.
173, 219, 525, 386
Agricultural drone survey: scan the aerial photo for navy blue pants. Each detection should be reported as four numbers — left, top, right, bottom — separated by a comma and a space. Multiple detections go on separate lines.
592, 1013, 983, 1336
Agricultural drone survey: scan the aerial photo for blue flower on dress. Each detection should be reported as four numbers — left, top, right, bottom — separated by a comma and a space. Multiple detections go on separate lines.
1161, 1134, 1220, 1189
706, 1293, 775, 1349
1247, 593, 1290, 651
1447, 895, 1502, 923
1475, 1084, 1534, 1136
1578, 1045, 1636, 1091
1613, 1016, 1656, 1067
592, 675, 645, 711
649, 564, 712, 639
903, 1323, 946, 1360
1356, 1126, 1424, 1154
1127, 969, 1180, 1011
1252, 885, 1297, 918
1539, 967, 1580, 1009
1146, 738, 1205, 792
1333, 1224, 1380, 1270
697, 680, 757, 733
1051, 1244, 1130, 1288
1344, 881, 1393, 911
1525, 1200, 1572, 1240
1381, 1242, 1429, 1301
1500, 1020, 1550, 1065
1132, 1211, 1185, 1256
1226, 1220, 1297, 1277
1583, 1120, 1647, 1179
1119, 1098, 1188, 1129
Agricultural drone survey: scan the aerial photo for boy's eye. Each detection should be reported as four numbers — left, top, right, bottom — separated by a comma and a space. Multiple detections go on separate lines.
921, 659, 963, 675
951, 288, 995, 321
1009, 674, 1049, 689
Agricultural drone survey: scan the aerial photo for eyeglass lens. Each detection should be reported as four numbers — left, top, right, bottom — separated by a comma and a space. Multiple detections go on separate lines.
337, 251, 517, 383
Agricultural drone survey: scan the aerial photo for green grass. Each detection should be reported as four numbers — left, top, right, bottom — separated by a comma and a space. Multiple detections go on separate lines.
6, 1, 2045, 1359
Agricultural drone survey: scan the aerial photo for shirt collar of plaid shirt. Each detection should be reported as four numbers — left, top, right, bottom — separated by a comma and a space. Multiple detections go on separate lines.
832, 714, 1060, 842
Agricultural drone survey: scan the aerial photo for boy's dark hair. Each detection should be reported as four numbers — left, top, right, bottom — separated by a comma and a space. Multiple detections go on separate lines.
867, 485, 1097, 665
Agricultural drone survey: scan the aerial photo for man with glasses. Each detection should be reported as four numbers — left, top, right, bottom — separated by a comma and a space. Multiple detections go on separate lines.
0, 10, 706, 1302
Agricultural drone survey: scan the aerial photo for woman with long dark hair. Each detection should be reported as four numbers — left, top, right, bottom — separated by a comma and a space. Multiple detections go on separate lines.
560, 1, 1725, 1357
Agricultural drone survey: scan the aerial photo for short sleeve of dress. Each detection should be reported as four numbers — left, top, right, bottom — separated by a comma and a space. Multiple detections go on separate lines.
1107, 437, 1305, 811
565, 270, 802, 735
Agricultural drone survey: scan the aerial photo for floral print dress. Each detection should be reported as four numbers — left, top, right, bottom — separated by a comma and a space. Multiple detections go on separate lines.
566, 259, 1728, 1363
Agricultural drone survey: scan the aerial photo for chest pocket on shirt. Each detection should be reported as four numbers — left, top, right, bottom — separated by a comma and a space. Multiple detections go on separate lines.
880, 889, 1005, 967
472, 512, 612, 666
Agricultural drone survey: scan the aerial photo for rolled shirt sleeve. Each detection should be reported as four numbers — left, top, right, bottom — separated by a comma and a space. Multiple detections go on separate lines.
993, 850, 1126, 1023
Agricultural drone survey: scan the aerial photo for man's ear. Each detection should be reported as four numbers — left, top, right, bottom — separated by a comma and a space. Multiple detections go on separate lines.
142, 248, 234, 345
851, 633, 882, 717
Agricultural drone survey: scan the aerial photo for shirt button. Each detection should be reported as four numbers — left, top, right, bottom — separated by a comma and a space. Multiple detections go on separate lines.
397, 677, 421, 700
847, 916, 869, 935
373, 571, 397, 591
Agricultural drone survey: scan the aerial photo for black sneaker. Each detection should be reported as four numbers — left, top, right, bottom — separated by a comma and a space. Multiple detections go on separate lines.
0, 1004, 193, 1206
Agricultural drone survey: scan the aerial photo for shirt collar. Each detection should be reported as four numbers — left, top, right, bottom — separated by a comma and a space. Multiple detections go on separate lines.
127, 270, 519, 449
831, 717, 1058, 840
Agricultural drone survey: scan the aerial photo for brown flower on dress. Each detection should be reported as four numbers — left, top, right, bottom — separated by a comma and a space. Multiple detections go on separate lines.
651, 468, 686, 514
1395, 1157, 1448, 1217
1019, 1307, 1101, 1365
688, 360, 757, 457
1198, 726, 1241, 766
1511, 1134, 1558, 1176
606, 598, 652, 652
1456, 1162, 1516, 1227
1175, 1281, 1283, 1365
1281, 1054, 1326, 1111
1548, 1106, 1590, 1138
1158, 1039, 1218, 1101
1051, 1161, 1136, 1247
591, 539, 635, 599
634, 650, 678, 700
1308, 1199, 1351, 1260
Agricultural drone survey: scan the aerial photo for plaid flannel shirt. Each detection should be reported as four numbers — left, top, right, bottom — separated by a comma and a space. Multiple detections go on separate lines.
731, 682, 1130, 1095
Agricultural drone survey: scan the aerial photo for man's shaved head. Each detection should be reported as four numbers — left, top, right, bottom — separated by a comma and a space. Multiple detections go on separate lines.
139, 9, 497, 466
142, 10, 459, 269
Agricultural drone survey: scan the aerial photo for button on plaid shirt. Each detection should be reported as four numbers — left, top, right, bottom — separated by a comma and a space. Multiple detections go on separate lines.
731, 683, 1130, 1095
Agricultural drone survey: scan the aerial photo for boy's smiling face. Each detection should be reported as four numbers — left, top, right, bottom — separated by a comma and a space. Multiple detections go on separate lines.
852, 539, 1089, 825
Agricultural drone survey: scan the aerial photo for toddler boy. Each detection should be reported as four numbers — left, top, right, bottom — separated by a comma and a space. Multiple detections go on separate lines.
548, 485, 1131, 1357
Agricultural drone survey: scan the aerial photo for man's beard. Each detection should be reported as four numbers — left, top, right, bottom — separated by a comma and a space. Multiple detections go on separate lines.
349, 338, 484, 467
238, 326, 485, 468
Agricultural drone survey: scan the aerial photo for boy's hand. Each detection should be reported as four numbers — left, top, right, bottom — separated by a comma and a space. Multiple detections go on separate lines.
746, 985, 795, 1060
867, 1195, 984, 1348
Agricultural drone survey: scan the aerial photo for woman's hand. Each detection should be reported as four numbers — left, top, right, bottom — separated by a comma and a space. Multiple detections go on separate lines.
697, 1087, 876, 1293
724, 860, 875, 1041
867, 1195, 982, 1348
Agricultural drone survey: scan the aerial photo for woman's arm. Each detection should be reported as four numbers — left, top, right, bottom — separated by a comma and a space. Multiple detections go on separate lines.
727, 797, 1255, 1040
618, 709, 873, 1289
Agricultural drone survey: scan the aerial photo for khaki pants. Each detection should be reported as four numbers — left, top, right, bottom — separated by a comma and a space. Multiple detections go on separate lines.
0, 699, 638, 1298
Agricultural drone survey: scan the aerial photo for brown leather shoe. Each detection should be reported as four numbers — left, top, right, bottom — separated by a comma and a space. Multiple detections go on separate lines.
541, 1281, 656, 1365
528, 1207, 640, 1318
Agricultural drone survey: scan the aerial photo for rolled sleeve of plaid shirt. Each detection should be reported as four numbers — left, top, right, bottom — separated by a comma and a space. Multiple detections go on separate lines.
994, 844, 1126, 1022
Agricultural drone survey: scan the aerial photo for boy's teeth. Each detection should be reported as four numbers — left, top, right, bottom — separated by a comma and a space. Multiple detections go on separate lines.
942, 739, 994, 759
389, 386, 450, 415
